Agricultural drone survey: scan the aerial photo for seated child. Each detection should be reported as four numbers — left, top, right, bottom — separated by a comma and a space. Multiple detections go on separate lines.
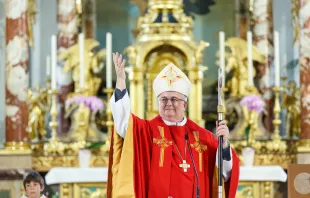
20, 170, 46, 198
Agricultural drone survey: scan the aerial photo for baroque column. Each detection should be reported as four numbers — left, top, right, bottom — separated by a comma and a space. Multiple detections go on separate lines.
5, 0, 30, 151
250, 0, 274, 132
84, 0, 96, 39
0, 0, 5, 143
57, 0, 78, 135
298, 0, 310, 157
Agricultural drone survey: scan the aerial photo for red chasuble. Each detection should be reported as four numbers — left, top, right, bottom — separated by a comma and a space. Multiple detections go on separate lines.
107, 114, 240, 198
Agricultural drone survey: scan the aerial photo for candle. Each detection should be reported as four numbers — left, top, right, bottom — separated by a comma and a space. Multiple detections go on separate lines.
51, 35, 57, 90
106, 32, 112, 89
79, 33, 85, 89
219, 31, 225, 86
46, 55, 51, 76
274, 31, 280, 87
247, 31, 254, 87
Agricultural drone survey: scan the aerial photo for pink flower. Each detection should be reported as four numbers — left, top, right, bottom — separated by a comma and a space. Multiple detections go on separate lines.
240, 94, 265, 113
65, 95, 104, 112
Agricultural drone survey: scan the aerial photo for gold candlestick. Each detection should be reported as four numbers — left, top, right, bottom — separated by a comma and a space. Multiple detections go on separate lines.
103, 88, 114, 139
44, 89, 66, 155
272, 86, 282, 140
49, 89, 59, 142
266, 86, 287, 152
46, 77, 51, 107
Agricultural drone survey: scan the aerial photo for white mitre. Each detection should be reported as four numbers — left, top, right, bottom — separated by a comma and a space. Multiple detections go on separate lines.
153, 63, 192, 97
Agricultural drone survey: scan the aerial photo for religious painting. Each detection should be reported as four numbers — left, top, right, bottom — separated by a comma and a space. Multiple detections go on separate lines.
288, 164, 310, 198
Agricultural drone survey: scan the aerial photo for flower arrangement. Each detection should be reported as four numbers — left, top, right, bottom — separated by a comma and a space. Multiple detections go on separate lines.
66, 96, 106, 150
65, 95, 104, 112
240, 94, 265, 166
240, 94, 265, 114
240, 94, 265, 146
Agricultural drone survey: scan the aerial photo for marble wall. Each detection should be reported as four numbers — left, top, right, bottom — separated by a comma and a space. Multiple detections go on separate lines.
273, 0, 297, 84
0, 0, 5, 147
30, 0, 57, 87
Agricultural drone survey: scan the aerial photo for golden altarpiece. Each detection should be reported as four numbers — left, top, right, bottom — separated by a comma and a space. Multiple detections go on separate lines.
0, 0, 305, 198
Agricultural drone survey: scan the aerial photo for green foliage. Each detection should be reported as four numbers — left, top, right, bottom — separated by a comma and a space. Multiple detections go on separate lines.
245, 125, 250, 147
85, 142, 105, 150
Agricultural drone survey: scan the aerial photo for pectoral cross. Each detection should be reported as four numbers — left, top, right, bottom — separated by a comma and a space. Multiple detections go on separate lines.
179, 160, 190, 172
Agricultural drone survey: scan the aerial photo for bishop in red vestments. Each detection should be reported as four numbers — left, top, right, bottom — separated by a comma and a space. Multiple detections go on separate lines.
107, 53, 240, 198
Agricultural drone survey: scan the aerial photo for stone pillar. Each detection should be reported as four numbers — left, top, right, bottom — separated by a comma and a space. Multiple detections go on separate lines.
298, 0, 310, 159
84, 0, 96, 39
4, 0, 30, 150
57, 0, 78, 135
234, 0, 248, 39
250, 0, 274, 132
0, 0, 5, 145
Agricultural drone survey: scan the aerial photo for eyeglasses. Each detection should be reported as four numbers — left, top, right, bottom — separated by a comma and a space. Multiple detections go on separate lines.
158, 97, 187, 105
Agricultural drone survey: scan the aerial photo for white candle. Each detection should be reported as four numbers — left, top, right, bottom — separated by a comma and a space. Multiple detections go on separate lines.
274, 31, 280, 87
79, 33, 85, 89
106, 32, 112, 89
46, 55, 51, 76
219, 31, 225, 86
247, 31, 254, 87
51, 35, 57, 90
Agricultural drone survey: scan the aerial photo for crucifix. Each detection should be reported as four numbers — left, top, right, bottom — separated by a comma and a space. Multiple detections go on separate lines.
179, 160, 190, 172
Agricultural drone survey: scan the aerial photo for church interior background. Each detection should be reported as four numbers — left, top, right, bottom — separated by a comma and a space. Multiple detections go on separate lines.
0, 0, 310, 197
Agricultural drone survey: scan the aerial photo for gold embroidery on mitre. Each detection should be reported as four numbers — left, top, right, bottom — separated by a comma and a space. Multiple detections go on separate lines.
153, 126, 172, 167
160, 65, 183, 87
190, 131, 208, 172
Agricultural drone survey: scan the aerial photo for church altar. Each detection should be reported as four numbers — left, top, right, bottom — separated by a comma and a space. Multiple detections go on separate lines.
45, 166, 287, 198
237, 166, 287, 198
45, 167, 108, 198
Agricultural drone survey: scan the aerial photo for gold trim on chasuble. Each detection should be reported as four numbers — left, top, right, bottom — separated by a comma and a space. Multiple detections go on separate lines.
111, 115, 135, 198
190, 131, 207, 172
160, 65, 183, 86
153, 126, 172, 167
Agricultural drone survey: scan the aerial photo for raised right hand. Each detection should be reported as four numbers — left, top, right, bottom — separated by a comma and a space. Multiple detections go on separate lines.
113, 52, 126, 80
113, 52, 126, 90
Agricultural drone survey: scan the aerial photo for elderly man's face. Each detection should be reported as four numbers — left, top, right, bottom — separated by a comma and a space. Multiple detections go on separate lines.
158, 91, 187, 122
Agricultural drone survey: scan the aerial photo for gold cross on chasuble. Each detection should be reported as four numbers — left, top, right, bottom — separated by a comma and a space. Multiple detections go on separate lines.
153, 126, 172, 167
190, 131, 207, 172
179, 160, 190, 172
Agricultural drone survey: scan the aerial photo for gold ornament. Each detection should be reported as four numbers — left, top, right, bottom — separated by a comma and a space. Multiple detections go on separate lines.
225, 37, 265, 97
58, 39, 105, 96
282, 80, 301, 138
27, 86, 49, 142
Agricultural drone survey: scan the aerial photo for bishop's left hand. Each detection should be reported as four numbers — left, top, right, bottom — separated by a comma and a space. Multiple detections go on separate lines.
216, 120, 229, 148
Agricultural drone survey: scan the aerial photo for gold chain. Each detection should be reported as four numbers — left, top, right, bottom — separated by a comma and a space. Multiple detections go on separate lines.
172, 139, 187, 162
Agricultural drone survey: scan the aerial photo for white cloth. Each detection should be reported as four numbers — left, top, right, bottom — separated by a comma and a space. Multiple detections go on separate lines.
110, 91, 233, 181
20, 195, 46, 198
45, 167, 108, 185
153, 63, 192, 97
240, 166, 287, 182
